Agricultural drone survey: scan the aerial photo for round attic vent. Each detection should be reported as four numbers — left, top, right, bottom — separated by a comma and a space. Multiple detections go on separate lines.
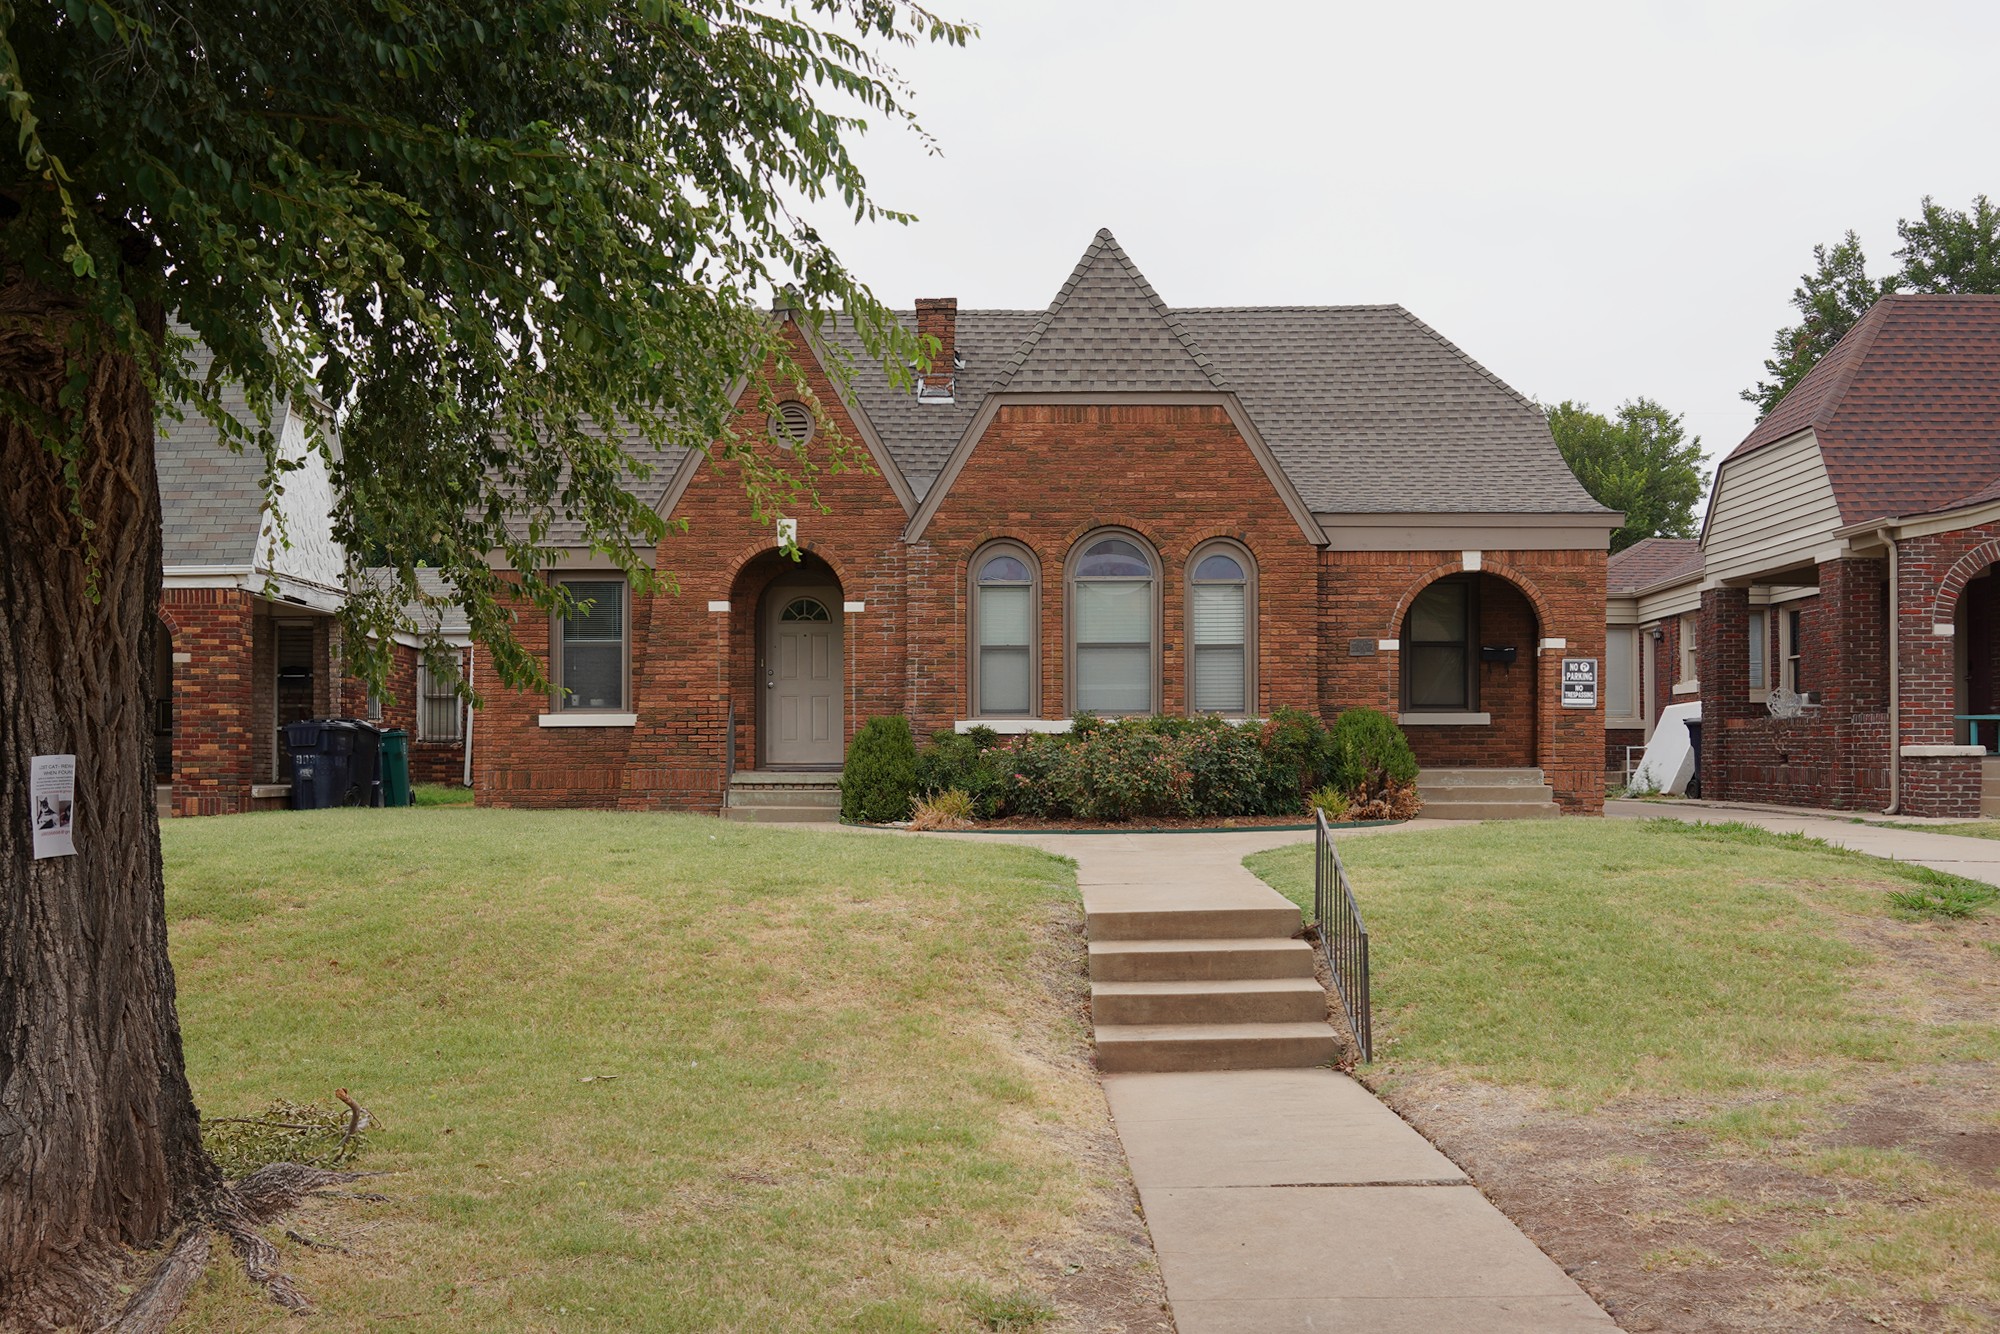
771, 400, 814, 448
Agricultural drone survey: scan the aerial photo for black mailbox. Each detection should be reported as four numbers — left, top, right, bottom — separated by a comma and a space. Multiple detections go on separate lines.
1480, 645, 1519, 665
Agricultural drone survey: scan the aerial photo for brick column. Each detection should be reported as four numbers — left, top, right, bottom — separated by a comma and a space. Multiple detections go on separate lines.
1899, 537, 1982, 816
163, 587, 258, 815
1697, 587, 1750, 800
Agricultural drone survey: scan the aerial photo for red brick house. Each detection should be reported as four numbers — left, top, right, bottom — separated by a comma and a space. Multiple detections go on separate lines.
1606, 294, 2000, 817
156, 347, 468, 814
474, 230, 1618, 817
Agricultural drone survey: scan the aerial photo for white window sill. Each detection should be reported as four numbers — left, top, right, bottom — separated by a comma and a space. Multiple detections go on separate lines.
1672, 681, 1701, 696
1397, 712, 1491, 726
956, 718, 1073, 735
1607, 716, 1645, 731
250, 784, 291, 799
1901, 744, 1988, 758
538, 712, 637, 728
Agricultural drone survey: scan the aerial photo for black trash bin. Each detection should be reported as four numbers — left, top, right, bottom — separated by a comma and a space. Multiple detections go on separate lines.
345, 720, 385, 807
285, 720, 355, 810
1685, 718, 1704, 800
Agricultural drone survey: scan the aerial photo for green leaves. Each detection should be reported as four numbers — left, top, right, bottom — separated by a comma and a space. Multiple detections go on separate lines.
1546, 398, 1708, 551
1, 0, 970, 693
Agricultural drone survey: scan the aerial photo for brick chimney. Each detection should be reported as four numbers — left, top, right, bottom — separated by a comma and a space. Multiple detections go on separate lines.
914, 297, 956, 400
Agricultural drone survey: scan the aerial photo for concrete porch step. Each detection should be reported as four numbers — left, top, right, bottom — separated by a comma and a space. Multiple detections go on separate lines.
721, 805, 841, 824
1094, 1021, 1339, 1073
1092, 977, 1327, 1026
1085, 902, 1302, 942
1417, 766, 1551, 787
728, 785, 841, 809
1418, 767, 1559, 820
1089, 937, 1316, 983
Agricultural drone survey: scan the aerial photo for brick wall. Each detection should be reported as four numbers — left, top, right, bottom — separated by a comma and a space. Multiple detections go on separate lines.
162, 588, 258, 815
1893, 524, 2000, 816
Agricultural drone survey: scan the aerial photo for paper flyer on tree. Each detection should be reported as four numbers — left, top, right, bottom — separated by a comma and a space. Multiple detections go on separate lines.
31, 754, 76, 859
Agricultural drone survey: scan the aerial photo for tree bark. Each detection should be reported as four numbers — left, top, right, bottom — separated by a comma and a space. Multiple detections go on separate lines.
0, 276, 219, 1329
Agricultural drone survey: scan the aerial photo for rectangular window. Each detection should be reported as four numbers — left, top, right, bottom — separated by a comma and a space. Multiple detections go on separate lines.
1606, 626, 1635, 719
1678, 613, 1698, 685
1191, 583, 1246, 713
556, 579, 627, 711
1784, 608, 1803, 693
977, 584, 1032, 715
1747, 609, 1767, 693
364, 692, 383, 723
1074, 581, 1152, 714
1406, 581, 1471, 710
418, 659, 463, 741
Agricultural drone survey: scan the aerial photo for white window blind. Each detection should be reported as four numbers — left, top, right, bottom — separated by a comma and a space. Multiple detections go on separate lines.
977, 583, 1031, 714
1747, 610, 1766, 690
561, 580, 625, 710
1191, 582, 1245, 712
1606, 627, 1634, 718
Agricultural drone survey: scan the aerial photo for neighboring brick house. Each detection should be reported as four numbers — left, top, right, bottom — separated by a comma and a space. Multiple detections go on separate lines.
156, 351, 468, 814
475, 229, 1619, 815
1605, 294, 2000, 817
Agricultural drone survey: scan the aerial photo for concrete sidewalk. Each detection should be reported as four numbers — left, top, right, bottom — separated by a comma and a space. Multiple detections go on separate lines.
1609, 797, 2000, 887
984, 827, 1616, 1333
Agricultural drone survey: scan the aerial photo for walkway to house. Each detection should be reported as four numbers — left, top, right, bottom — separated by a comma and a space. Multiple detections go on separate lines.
1608, 797, 2000, 888
963, 826, 1616, 1333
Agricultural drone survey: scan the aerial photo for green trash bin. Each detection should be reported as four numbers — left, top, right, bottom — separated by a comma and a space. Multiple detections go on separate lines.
379, 728, 411, 808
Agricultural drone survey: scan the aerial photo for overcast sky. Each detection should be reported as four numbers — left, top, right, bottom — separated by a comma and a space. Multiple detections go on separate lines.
803, 0, 2000, 485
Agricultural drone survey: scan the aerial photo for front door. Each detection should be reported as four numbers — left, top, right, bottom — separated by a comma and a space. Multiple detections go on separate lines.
764, 589, 844, 767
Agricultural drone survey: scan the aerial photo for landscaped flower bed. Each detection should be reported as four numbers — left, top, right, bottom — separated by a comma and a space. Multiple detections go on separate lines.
840, 706, 1422, 829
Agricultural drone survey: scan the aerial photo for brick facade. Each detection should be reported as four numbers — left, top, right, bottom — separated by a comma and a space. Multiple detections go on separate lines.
471, 328, 1611, 815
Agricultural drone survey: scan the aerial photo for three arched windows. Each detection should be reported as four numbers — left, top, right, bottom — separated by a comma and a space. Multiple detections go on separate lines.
967, 533, 1255, 719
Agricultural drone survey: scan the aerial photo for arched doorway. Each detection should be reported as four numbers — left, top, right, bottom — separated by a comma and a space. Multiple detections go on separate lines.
153, 616, 175, 786
1397, 570, 1540, 769
754, 556, 845, 769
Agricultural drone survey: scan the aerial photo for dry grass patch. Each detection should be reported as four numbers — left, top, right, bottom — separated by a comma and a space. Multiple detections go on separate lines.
165, 809, 1167, 1332
1250, 818, 2000, 1332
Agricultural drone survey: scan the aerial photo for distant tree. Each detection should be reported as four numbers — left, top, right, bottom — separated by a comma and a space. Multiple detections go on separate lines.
1545, 398, 1708, 553
1744, 194, 2000, 415
1896, 193, 2000, 294
1741, 232, 1895, 417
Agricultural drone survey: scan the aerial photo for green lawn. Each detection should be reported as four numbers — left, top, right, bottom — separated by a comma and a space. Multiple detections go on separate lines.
166, 809, 1107, 1332
1881, 818, 2000, 841
1248, 819, 2000, 1327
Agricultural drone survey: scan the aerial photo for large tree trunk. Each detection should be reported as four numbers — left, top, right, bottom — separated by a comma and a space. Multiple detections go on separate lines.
0, 277, 218, 1328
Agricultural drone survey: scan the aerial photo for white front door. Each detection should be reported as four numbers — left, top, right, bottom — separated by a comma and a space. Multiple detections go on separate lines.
765, 589, 844, 767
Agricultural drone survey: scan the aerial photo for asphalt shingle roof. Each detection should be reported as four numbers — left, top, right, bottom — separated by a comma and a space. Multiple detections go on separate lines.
1729, 294, 2000, 524
156, 341, 285, 567
1607, 537, 1704, 595
500, 420, 690, 548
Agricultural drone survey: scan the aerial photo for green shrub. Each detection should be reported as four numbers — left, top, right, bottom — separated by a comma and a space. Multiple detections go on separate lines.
916, 729, 1011, 817
1055, 723, 1193, 822
1002, 733, 1070, 819
1258, 705, 1329, 813
1182, 719, 1269, 817
1326, 707, 1418, 799
840, 715, 919, 823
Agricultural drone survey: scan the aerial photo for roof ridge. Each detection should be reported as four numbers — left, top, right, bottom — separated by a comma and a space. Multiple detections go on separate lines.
991, 228, 1229, 394
1809, 298, 1896, 437
1173, 303, 1405, 314
1389, 305, 1543, 416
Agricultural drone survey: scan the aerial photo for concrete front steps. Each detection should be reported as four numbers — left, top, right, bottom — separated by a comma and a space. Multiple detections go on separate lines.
1087, 895, 1339, 1073
723, 771, 840, 823
1417, 766, 1560, 820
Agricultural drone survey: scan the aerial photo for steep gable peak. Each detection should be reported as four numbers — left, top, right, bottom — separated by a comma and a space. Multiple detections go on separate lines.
993, 228, 1228, 394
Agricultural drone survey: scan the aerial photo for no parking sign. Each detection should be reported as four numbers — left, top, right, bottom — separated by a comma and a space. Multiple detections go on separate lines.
1560, 658, 1598, 709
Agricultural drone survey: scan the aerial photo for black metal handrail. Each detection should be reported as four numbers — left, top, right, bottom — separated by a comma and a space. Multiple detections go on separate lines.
1313, 808, 1373, 1062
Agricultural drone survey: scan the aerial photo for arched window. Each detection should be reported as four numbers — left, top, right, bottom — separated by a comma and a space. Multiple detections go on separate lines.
970, 543, 1037, 717
1188, 541, 1255, 714
1068, 531, 1159, 716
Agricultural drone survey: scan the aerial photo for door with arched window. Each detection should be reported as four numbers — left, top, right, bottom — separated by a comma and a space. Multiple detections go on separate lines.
763, 586, 844, 767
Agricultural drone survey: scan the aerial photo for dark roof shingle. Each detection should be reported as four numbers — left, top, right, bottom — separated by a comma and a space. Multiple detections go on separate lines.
1607, 537, 1703, 595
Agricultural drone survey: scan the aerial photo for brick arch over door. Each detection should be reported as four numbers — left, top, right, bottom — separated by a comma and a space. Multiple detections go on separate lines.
1392, 566, 1543, 771
1932, 539, 2000, 626
726, 547, 848, 773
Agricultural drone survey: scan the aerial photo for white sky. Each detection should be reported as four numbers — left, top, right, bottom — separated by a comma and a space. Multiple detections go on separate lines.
803, 0, 2000, 486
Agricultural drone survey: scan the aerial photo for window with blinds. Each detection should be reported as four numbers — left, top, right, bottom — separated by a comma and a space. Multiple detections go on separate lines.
1070, 534, 1156, 716
418, 659, 463, 741
1189, 545, 1252, 714
557, 579, 626, 711
972, 546, 1035, 716
1747, 609, 1767, 692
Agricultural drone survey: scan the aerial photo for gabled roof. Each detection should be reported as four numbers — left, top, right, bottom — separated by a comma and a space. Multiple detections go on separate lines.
992, 229, 1228, 394
1728, 295, 2000, 524
157, 341, 292, 568
1607, 537, 1703, 596
499, 421, 690, 549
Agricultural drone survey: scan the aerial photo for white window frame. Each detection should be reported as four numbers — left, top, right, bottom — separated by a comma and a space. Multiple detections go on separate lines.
1675, 612, 1699, 693
1748, 608, 1768, 702
1781, 606, 1803, 695
1605, 624, 1641, 727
